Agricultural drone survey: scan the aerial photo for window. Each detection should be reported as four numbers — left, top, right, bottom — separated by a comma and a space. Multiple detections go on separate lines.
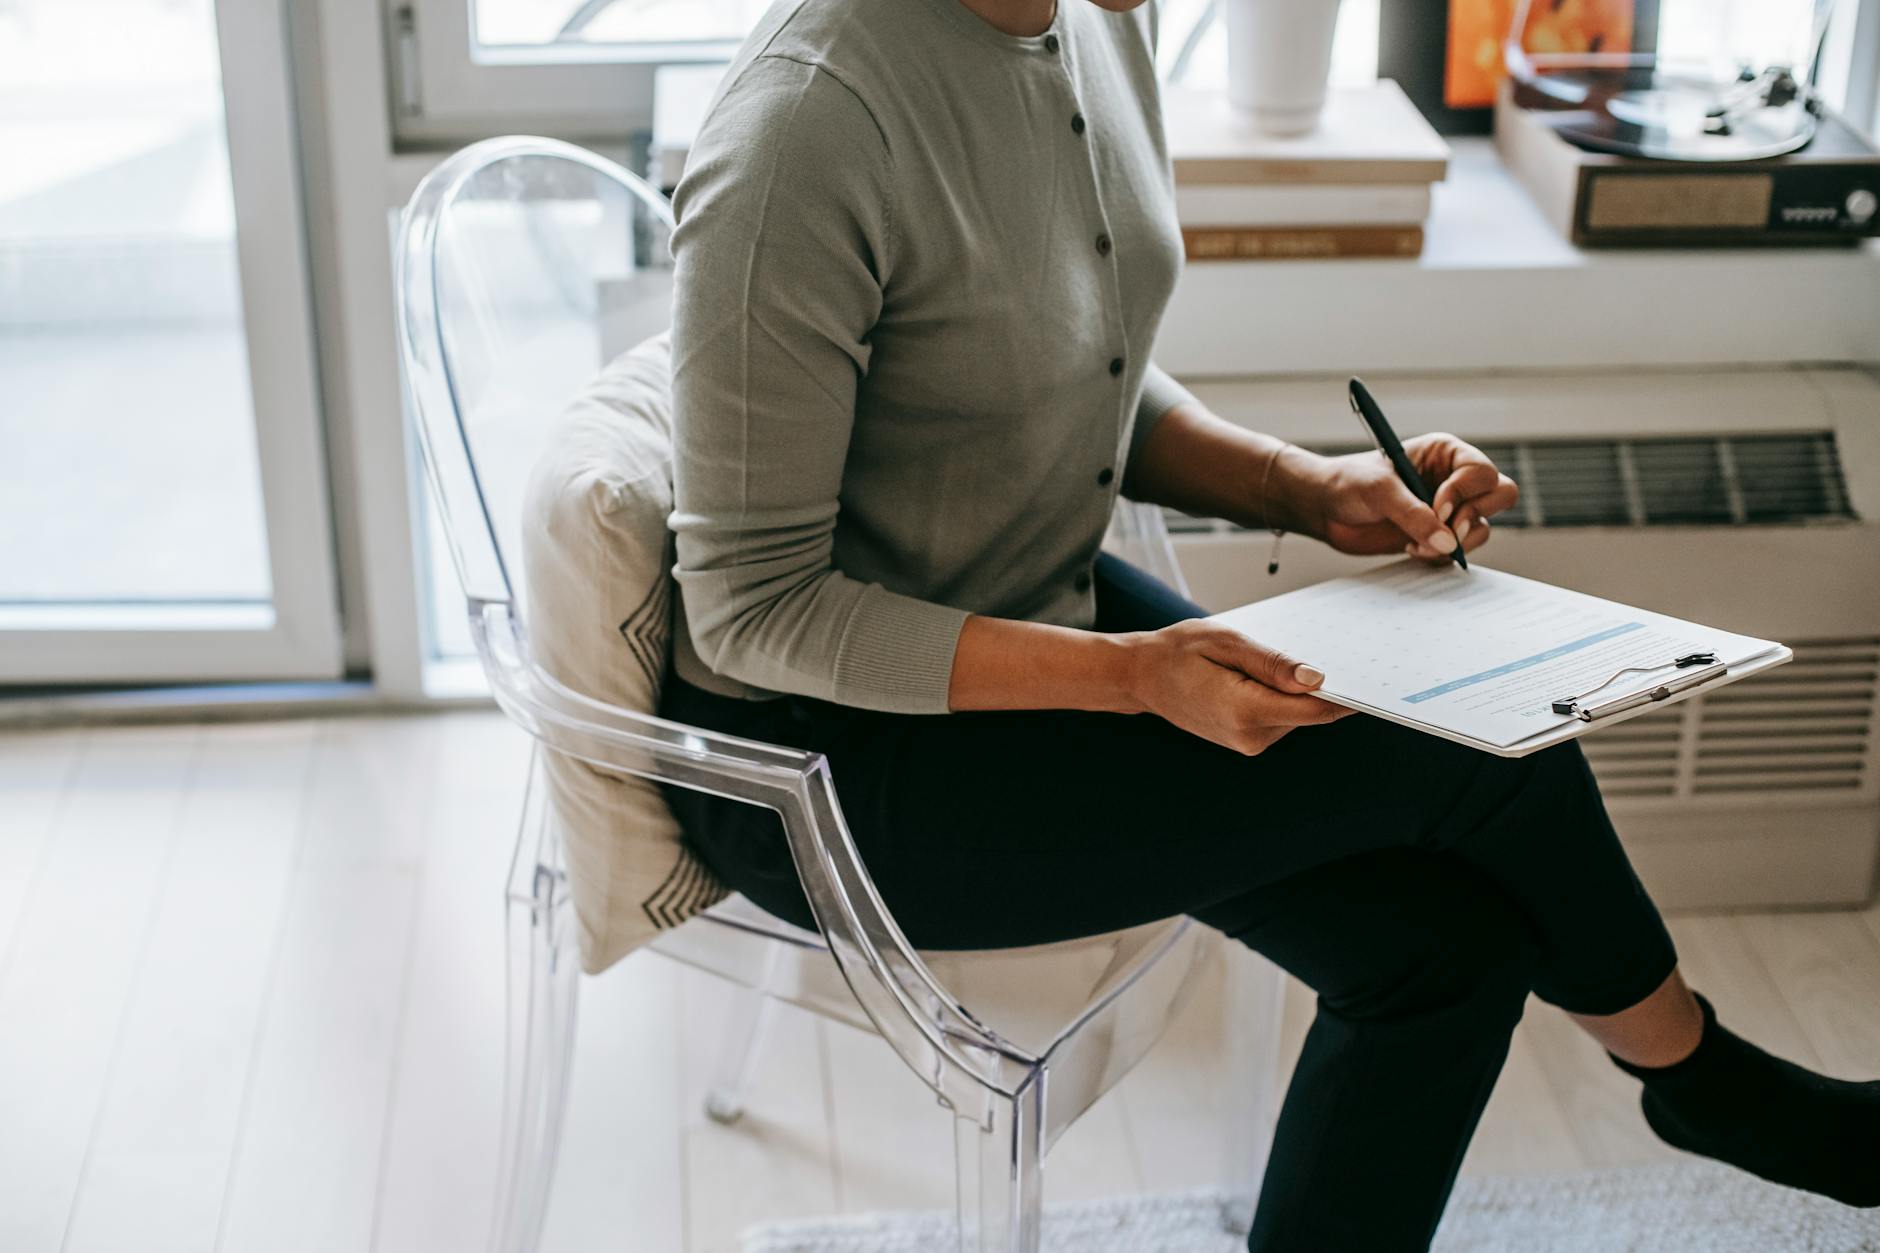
472, 0, 771, 55
1, 1, 266, 606
0, 0, 341, 684
396, 0, 1879, 143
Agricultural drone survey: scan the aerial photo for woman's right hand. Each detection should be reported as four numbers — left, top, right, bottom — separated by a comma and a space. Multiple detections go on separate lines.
1118, 620, 1353, 756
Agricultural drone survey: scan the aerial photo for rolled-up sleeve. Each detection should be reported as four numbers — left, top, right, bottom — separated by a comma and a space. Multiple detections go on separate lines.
668, 55, 969, 714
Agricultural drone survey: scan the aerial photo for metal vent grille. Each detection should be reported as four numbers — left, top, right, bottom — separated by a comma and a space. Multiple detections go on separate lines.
1582, 638, 1879, 801
1486, 433, 1854, 527
1580, 709, 1683, 799
1688, 638, 1878, 796
1164, 432, 1855, 533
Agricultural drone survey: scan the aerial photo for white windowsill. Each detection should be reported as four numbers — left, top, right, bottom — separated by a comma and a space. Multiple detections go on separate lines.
1158, 138, 1880, 379
0, 602, 274, 631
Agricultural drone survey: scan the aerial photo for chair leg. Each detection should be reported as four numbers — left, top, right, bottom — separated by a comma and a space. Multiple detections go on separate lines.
1220, 943, 1289, 1237
488, 861, 582, 1253
952, 1080, 1043, 1253
703, 984, 779, 1125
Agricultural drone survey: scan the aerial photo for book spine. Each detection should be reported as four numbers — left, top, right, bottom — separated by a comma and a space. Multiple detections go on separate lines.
1181, 226, 1425, 260
1174, 183, 1434, 226
1171, 157, 1449, 186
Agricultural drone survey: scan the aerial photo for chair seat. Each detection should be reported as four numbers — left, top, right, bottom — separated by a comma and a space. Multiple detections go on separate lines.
649, 893, 1197, 1057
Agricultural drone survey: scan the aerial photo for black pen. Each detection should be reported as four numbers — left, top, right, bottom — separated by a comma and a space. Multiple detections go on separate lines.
1347, 377, 1467, 570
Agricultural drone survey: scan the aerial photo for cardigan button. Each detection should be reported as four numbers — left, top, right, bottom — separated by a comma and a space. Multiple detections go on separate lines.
1096, 467, 1115, 487
1108, 356, 1124, 377
1074, 570, 1093, 593
1095, 233, 1112, 256
1071, 113, 1086, 136
1044, 33, 1060, 53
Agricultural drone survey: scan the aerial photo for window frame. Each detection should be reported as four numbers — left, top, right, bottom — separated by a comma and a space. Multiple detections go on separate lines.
388, 0, 740, 143
1838, 0, 1880, 134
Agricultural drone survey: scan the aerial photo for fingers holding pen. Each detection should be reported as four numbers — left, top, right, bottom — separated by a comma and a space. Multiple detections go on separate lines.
1429, 452, 1519, 546
1404, 509, 1493, 560
1377, 476, 1459, 559
1449, 503, 1494, 551
1403, 463, 1516, 560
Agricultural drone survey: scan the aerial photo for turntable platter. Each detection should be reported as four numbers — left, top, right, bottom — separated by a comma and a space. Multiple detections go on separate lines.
1511, 64, 1819, 161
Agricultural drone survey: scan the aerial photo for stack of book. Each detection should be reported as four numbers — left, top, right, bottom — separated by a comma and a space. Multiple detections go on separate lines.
1164, 80, 1450, 261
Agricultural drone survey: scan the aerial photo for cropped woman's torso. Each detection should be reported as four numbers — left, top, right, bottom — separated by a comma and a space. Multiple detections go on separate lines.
669, 0, 1191, 713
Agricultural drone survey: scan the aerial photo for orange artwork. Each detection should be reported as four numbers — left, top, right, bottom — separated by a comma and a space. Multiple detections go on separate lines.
1445, 0, 1637, 109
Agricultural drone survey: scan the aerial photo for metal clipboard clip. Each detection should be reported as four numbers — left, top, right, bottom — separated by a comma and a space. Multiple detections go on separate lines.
1550, 652, 1728, 723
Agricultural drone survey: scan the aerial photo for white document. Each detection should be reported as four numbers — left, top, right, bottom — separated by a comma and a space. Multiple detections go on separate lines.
1213, 562, 1790, 757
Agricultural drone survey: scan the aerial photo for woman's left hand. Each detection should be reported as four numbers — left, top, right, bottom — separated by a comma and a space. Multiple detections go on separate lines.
1315, 433, 1520, 560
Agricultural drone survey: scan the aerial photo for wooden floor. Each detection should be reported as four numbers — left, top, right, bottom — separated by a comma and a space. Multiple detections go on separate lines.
2, 712, 1877, 1253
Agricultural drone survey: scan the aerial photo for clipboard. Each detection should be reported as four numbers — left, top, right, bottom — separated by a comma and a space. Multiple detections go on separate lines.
1211, 562, 1793, 759
1310, 645, 1793, 759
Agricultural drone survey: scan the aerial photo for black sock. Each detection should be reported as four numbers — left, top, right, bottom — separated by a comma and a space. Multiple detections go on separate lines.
1609, 992, 1880, 1207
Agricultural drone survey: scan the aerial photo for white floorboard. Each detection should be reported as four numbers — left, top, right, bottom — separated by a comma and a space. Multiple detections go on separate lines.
62, 1151, 227, 1253
0, 726, 199, 1253
372, 716, 527, 1253
820, 1015, 958, 1216
679, 975, 840, 1253
64, 723, 317, 1253
1667, 913, 1824, 1069
1737, 911, 1880, 1081
0, 728, 84, 975
540, 957, 686, 1253
214, 719, 444, 1253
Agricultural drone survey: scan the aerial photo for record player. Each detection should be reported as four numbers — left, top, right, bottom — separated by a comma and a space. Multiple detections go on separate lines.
1493, 0, 1880, 246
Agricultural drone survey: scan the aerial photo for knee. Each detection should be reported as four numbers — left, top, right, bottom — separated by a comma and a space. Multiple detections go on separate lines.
1529, 740, 1602, 802
1483, 740, 1600, 822
1324, 867, 1539, 1027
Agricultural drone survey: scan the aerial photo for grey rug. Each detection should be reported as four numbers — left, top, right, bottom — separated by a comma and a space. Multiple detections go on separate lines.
742, 1163, 1880, 1252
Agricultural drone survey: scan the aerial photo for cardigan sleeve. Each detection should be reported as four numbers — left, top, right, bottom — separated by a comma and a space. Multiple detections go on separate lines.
1126, 362, 1201, 471
667, 55, 970, 714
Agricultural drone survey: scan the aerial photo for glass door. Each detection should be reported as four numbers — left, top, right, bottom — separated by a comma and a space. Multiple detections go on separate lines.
0, 0, 341, 684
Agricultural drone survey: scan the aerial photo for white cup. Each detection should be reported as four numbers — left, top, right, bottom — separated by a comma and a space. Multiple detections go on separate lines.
1225, 0, 1345, 136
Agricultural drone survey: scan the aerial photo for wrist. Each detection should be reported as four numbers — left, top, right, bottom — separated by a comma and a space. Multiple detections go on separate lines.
1261, 442, 1334, 539
1099, 632, 1151, 716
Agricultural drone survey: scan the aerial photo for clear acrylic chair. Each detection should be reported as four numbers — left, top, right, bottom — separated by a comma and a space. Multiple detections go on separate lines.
394, 136, 1286, 1253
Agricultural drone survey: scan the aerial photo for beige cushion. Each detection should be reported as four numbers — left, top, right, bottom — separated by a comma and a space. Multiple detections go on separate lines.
520, 331, 727, 975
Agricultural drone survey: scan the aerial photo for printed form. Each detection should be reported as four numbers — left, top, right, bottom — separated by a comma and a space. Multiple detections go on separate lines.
1213, 562, 1786, 754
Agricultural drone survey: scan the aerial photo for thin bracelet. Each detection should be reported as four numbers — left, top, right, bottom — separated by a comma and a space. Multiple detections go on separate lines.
1259, 441, 1289, 575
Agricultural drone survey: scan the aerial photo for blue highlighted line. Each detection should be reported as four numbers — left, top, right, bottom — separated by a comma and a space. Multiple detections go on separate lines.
1402, 622, 1645, 704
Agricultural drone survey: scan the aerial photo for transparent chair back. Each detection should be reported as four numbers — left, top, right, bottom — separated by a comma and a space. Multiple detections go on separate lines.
395, 136, 1281, 1253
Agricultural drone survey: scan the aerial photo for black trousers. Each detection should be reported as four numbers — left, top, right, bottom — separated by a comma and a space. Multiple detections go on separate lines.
659, 554, 1679, 1252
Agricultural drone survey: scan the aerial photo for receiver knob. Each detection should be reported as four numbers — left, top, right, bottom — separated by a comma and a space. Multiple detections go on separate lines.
1848, 189, 1878, 224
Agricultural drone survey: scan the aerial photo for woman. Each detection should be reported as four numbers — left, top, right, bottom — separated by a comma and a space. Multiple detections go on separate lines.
658, 0, 1880, 1246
